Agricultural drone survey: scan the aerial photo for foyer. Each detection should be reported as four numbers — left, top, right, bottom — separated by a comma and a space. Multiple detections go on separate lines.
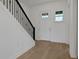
0, 0, 77, 59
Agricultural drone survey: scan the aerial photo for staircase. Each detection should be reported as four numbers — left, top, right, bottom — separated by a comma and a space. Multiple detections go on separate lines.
0, 0, 35, 40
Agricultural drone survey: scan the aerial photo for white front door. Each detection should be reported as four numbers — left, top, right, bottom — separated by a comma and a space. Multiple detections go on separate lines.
39, 1, 69, 44
39, 14, 50, 41
50, 5, 69, 43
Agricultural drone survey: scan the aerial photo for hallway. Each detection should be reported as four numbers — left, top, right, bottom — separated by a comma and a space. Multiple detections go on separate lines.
0, 0, 77, 59
17, 40, 74, 59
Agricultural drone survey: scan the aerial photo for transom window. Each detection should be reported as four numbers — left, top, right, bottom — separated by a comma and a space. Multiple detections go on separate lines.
55, 11, 64, 22
42, 13, 48, 19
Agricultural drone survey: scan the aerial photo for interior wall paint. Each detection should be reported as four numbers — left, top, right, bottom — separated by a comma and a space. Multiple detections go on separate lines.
29, 0, 69, 44
69, 0, 78, 58
0, 2, 35, 59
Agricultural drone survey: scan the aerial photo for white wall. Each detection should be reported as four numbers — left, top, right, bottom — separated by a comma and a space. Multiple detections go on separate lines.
29, 0, 69, 44
0, 2, 35, 59
69, 0, 78, 58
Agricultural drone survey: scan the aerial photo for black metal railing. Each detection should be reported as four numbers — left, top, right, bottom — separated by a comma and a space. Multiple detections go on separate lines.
0, 0, 35, 40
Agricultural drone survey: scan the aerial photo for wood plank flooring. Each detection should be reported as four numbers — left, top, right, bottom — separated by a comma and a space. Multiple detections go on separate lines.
17, 40, 77, 59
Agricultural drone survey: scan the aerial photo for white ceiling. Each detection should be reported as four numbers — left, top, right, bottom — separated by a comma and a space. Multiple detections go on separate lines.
19, 0, 62, 7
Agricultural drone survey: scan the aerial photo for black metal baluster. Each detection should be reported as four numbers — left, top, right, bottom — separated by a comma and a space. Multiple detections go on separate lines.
6, 0, 8, 9
3, 0, 5, 5
14, 0, 35, 40
12, 0, 13, 14
9, 0, 11, 12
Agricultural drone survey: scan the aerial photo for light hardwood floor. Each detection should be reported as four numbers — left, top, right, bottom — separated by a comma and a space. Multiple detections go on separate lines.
17, 40, 77, 59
